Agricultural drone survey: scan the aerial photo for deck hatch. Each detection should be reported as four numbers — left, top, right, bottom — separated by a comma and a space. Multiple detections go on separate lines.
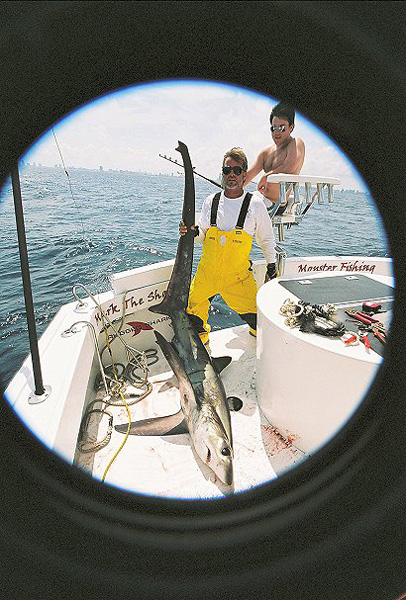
278, 275, 394, 305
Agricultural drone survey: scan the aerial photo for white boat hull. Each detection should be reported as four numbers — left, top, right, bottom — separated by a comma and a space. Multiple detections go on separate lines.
4, 255, 393, 496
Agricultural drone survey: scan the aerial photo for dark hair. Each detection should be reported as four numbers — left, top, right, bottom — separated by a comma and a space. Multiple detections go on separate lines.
222, 147, 248, 171
270, 102, 295, 126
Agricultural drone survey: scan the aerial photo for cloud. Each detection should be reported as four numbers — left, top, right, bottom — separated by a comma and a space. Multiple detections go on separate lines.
23, 80, 368, 191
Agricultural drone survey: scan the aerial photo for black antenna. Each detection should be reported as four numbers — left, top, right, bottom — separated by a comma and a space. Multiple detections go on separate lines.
11, 163, 50, 403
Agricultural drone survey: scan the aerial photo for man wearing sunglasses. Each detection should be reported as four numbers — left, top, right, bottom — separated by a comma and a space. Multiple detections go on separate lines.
180, 147, 276, 345
245, 102, 305, 214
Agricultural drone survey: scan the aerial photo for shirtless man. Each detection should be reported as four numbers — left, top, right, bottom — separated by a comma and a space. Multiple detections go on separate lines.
245, 102, 305, 213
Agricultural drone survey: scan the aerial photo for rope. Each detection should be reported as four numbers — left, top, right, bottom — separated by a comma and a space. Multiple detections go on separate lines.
101, 388, 131, 483
73, 284, 151, 387
279, 298, 346, 337
77, 402, 113, 454
51, 135, 150, 479
68, 284, 154, 482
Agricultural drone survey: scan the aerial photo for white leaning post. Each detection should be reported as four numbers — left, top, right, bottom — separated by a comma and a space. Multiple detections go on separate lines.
266, 173, 341, 241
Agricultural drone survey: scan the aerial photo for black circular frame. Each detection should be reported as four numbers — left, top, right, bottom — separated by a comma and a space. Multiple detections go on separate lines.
0, 3, 405, 600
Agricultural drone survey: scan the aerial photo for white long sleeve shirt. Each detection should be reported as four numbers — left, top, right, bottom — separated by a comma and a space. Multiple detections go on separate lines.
195, 191, 276, 264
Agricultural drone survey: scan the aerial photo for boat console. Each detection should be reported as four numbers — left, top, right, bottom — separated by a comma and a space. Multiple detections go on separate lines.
256, 270, 394, 455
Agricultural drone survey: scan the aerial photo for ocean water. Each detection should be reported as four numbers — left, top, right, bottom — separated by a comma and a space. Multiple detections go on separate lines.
0, 165, 390, 389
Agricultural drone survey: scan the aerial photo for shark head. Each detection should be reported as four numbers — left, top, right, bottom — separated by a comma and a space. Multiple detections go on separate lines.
191, 404, 234, 486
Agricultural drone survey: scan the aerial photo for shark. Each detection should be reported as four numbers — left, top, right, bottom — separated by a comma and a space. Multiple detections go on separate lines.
115, 141, 241, 486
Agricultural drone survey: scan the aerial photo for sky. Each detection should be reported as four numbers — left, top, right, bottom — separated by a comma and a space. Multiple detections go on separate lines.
23, 80, 367, 191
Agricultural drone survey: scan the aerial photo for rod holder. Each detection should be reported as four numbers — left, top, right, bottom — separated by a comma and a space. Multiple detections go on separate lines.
317, 183, 324, 204
327, 184, 334, 203
28, 385, 52, 405
305, 182, 312, 204
275, 245, 287, 276
293, 182, 300, 204
279, 182, 286, 206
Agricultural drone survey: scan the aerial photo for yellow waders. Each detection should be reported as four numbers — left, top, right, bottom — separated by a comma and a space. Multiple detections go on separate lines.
187, 192, 258, 344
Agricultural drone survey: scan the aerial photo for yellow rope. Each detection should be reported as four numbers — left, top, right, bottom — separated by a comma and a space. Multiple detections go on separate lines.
101, 389, 131, 483
72, 285, 152, 481
100, 318, 132, 483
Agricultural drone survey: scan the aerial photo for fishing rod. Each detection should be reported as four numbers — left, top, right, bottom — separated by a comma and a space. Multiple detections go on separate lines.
159, 153, 223, 189
52, 128, 87, 241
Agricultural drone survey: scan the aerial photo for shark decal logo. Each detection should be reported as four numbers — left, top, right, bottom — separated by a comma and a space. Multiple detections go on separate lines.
127, 321, 153, 336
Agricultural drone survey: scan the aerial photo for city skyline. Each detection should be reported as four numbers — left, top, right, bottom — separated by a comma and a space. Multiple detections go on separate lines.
22, 80, 368, 192
20, 161, 368, 194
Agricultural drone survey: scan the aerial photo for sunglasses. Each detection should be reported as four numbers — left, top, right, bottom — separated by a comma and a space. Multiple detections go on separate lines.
222, 165, 244, 176
270, 124, 287, 132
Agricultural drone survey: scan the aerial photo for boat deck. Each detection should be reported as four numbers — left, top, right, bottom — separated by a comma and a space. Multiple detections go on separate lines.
74, 324, 306, 498
5, 257, 393, 499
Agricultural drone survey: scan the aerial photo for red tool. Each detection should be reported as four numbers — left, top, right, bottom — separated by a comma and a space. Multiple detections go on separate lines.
360, 324, 387, 345
372, 326, 386, 345
359, 332, 371, 351
341, 332, 359, 346
344, 334, 358, 345
357, 311, 379, 323
362, 301, 382, 313
345, 310, 374, 326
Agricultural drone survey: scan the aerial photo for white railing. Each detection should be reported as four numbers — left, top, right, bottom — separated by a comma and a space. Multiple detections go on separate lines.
265, 173, 341, 241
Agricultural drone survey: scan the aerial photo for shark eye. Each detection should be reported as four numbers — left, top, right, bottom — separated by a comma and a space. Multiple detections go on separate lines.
221, 447, 231, 457
206, 448, 211, 464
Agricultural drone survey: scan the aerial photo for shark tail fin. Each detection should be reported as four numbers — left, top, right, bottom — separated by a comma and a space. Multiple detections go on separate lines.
150, 141, 195, 316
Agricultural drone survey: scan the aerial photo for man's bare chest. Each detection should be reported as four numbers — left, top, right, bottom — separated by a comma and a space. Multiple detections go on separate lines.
263, 147, 287, 172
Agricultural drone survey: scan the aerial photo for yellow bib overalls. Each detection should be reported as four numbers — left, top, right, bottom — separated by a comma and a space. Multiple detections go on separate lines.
187, 192, 258, 344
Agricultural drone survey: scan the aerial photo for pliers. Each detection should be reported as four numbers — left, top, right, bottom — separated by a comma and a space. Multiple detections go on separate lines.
359, 323, 387, 346
345, 310, 387, 346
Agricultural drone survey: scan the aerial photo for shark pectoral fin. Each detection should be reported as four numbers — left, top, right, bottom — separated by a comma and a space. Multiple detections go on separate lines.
211, 356, 232, 373
227, 396, 243, 412
114, 409, 187, 436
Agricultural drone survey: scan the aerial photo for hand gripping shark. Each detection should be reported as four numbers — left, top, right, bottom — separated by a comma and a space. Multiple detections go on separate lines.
115, 141, 240, 486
